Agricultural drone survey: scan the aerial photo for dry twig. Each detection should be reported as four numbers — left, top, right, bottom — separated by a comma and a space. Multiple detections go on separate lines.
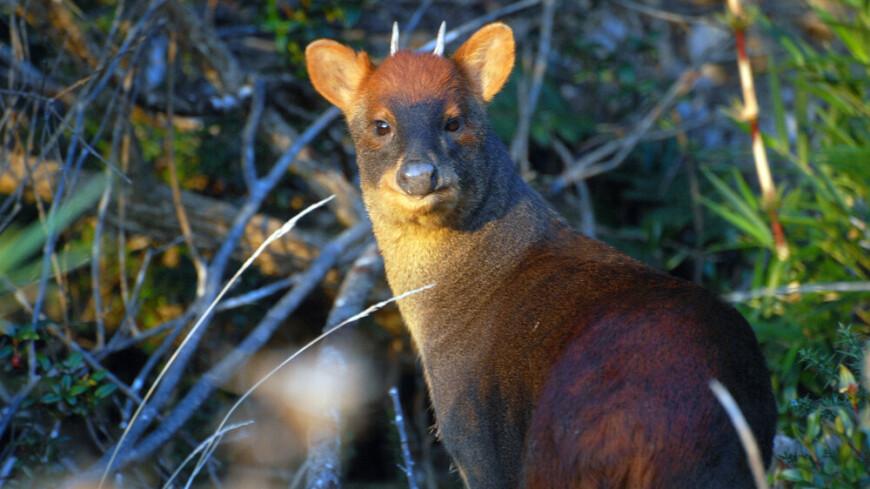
709, 379, 769, 489
389, 386, 420, 489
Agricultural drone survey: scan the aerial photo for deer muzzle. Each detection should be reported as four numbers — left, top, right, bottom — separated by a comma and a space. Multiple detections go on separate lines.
396, 160, 439, 197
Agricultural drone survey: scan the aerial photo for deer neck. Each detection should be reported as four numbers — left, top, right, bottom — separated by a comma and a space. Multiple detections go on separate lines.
368, 143, 562, 359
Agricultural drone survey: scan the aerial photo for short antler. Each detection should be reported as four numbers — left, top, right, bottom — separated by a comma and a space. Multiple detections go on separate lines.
433, 21, 446, 56
391, 21, 399, 55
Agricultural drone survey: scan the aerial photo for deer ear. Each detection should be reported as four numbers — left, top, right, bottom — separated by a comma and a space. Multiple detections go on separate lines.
453, 23, 515, 102
306, 40, 372, 113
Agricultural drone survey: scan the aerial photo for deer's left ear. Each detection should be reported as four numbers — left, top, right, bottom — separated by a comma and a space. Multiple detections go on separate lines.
306, 40, 373, 113
453, 23, 515, 102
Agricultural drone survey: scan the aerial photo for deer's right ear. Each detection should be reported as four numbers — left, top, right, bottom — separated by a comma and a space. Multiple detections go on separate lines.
305, 40, 372, 113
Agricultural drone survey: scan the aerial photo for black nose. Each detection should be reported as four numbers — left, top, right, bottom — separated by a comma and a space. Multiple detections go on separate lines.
396, 161, 438, 196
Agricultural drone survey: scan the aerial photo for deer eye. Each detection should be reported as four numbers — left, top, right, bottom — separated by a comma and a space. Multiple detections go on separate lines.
374, 120, 391, 136
445, 118, 461, 132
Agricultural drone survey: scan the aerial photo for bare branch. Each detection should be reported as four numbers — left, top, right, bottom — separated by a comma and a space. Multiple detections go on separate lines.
723, 281, 870, 303
510, 0, 557, 175
304, 242, 383, 488
163, 31, 207, 295
614, 0, 707, 25
241, 80, 265, 190
389, 386, 419, 489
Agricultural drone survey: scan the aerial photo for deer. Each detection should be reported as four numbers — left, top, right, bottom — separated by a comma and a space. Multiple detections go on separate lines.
305, 21, 777, 489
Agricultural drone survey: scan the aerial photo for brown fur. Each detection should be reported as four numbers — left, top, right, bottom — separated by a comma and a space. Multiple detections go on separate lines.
305, 22, 776, 489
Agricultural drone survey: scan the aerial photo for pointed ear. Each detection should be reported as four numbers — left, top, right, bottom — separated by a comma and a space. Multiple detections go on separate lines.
453, 23, 515, 102
305, 40, 372, 113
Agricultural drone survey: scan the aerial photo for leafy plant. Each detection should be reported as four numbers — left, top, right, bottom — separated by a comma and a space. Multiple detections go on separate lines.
700, 2, 869, 484
773, 326, 869, 488
703, 0, 869, 357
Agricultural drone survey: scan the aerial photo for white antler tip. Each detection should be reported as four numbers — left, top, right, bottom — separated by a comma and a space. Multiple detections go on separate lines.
390, 21, 400, 55
433, 21, 446, 56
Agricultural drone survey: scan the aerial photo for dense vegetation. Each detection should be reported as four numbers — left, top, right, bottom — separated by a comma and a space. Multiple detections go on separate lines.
0, 1, 866, 488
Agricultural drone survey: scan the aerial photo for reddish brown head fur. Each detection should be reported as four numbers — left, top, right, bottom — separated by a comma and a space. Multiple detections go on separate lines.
363, 52, 467, 107
306, 23, 518, 231
306, 22, 514, 114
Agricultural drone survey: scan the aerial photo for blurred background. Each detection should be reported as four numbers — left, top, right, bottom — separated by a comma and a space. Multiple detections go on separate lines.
0, 0, 867, 487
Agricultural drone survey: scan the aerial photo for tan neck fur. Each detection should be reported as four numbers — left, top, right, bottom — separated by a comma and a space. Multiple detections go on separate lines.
371, 191, 558, 355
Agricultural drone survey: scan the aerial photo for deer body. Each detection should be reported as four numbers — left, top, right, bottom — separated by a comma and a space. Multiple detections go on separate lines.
306, 23, 776, 489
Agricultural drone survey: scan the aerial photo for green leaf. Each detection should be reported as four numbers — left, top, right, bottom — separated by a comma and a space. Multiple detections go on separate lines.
15, 326, 39, 341
0, 174, 106, 275
63, 352, 83, 370
703, 198, 773, 248
778, 468, 806, 482
37, 354, 52, 373
702, 168, 773, 248
730, 167, 761, 211
767, 52, 790, 150
94, 383, 117, 399
41, 393, 62, 404
837, 365, 857, 393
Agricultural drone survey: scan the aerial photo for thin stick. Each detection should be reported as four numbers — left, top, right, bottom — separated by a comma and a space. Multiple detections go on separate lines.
216, 275, 300, 311
164, 31, 207, 295
161, 420, 254, 489
723, 281, 870, 303
614, 0, 706, 25
90, 167, 113, 348
552, 139, 595, 237
389, 386, 419, 489
510, 0, 556, 175
726, 0, 788, 260
709, 379, 769, 489
674, 110, 705, 284
98, 195, 334, 489
240, 79, 264, 190
0, 455, 16, 489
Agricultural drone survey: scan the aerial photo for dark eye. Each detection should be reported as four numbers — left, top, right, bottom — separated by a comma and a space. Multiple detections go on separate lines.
374, 120, 391, 136
445, 118, 461, 132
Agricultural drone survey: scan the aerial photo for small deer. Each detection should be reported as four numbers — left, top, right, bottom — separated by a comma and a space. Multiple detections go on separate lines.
305, 22, 776, 489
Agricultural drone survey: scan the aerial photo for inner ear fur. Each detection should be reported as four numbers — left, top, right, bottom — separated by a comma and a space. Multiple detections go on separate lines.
453, 23, 515, 102
305, 40, 372, 113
